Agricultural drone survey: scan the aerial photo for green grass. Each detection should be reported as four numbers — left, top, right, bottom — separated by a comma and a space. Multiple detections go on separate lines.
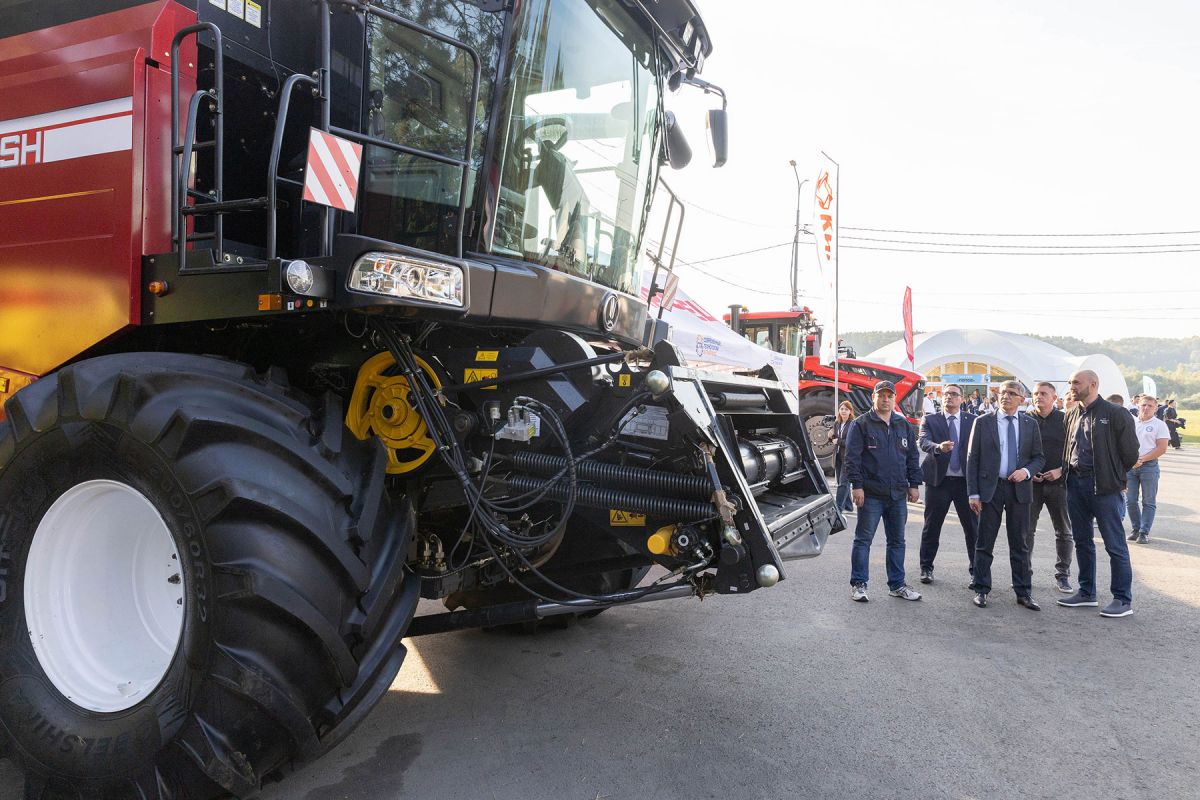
1177, 407, 1198, 444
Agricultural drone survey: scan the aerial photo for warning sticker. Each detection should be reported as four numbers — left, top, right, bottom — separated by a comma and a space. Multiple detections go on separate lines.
618, 374, 631, 387
475, 350, 499, 362
245, 1, 262, 27
609, 510, 646, 527
209, 0, 226, 9
228, 0, 245, 18
464, 368, 498, 389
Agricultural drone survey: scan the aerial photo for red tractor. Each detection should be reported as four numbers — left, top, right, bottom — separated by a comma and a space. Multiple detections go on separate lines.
724, 308, 925, 472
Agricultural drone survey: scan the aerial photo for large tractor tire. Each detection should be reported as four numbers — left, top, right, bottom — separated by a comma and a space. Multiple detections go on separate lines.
0, 354, 418, 799
796, 389, 837, 476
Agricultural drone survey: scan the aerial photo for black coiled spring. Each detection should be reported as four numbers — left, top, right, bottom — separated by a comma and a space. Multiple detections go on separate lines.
505, 475, 714, 520
510, 452, 713, 500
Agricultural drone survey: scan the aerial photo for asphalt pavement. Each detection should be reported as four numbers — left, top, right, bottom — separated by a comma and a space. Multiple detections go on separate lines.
3, 447, 1198, 799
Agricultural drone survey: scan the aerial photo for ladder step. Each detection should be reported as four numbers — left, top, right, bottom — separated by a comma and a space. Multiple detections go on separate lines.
174, 141, 215, 155
182, 197, 269, 215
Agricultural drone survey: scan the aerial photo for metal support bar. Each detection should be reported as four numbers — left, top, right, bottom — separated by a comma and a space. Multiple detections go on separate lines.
405, 585, 695, 637
182, 197, 268, 216
328, 125, 470, 169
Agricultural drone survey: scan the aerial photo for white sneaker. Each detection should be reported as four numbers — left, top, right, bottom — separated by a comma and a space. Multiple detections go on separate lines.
889, 585, 922, 601
851, 583, 869, 602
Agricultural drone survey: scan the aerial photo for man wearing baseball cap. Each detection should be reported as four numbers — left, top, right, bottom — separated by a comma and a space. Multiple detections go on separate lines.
844, 380, 924, 602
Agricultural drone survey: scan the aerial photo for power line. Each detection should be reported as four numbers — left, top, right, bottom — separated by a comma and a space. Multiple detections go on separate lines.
683, 262, 791, 295
676, 198, 789, 229
862, 287, 1200, 297
838, 243, 1200, 256
841, 234, 1200, 250
842, 226, 1200, 237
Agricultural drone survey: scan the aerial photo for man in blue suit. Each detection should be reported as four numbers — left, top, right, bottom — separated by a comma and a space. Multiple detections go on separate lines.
966, 380, 1045, 609
917, 383, 977, 584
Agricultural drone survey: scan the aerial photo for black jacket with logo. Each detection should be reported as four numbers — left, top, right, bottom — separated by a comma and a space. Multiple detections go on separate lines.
845, 411, 922, 500
1063, 396, 1139, 495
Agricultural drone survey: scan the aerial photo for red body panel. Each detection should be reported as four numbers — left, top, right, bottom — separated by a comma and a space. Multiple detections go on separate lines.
0, 2, 195, 379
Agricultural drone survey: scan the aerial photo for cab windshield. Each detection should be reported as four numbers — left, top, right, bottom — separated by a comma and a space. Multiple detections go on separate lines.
490, 0, 662, 296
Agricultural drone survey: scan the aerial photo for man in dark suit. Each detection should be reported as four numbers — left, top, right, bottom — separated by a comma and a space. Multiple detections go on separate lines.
966, 380, 1045, 609
917, 383, 977, 584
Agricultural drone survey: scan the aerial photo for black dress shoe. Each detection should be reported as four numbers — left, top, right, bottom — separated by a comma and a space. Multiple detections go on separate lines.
973, 593, 987, 608
1017, 596, 1041, 610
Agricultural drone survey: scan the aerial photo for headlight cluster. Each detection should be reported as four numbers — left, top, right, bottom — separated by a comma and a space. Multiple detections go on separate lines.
348, 252, 464, 307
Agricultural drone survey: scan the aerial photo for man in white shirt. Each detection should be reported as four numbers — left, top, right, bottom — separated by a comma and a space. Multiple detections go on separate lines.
923, 391, 938, 416
1126, 395, 1171, 544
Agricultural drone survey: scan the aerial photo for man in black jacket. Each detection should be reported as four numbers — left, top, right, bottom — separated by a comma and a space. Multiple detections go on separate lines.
844, 381, 924, 603
1054, 370, 1139, 617
1026, 381, 1073, 594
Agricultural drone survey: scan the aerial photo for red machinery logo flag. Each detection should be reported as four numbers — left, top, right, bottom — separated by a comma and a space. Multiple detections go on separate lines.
812, 153, 838, 364
902, 286, 915, 365
302, 128, 363, 212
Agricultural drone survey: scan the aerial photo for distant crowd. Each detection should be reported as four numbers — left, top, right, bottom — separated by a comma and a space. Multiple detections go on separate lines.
922, 387, 1184, 450
827, 371, 1179, 617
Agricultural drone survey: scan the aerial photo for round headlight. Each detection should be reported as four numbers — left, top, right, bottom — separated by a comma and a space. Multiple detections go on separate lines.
285, 260, 314, 294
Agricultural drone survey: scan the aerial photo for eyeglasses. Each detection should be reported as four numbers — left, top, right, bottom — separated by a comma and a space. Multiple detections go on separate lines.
1000, 390, 1022, 397
944, 392, 962, 397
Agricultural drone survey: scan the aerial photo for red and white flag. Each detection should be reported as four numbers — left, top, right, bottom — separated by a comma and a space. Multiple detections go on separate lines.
302, 128, 363, 212
902, 286, 915, 367
812, 152, 839, 364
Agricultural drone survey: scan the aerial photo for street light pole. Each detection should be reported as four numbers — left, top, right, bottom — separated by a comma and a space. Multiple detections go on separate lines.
788, 160, 808, 312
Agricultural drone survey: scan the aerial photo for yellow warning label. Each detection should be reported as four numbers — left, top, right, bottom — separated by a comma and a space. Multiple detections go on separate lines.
618, 374, 631, 387
475, 350, 499, 362
609, 509, 646, 527
464, 368, 498, 389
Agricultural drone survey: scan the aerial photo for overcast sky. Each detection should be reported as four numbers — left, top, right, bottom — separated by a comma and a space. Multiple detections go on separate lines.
654, 0, 1200, 342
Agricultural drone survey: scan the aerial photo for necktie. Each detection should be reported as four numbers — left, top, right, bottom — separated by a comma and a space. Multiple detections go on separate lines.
948, 416, 961, 472
1006, 415, 1017, 477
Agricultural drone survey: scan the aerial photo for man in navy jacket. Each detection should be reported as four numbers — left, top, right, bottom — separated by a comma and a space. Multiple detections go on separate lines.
917, 383, 977, 584
845, 381, 924, 603
966, 381, 1045, 609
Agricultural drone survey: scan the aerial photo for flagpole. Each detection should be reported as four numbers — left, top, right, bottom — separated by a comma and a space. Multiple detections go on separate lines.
822, 151, 840, 424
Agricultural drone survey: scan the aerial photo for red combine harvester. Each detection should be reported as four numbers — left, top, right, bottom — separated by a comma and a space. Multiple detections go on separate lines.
0, 2, 842, 797
723, 308, 925, 472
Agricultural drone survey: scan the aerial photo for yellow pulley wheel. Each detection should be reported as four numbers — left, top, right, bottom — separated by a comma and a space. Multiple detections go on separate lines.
346, 351, 442, 474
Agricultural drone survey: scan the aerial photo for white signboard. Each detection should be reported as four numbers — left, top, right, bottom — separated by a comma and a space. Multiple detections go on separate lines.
641, 273, 800, 411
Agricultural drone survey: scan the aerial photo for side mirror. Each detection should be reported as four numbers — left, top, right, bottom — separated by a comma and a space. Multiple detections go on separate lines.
663, 111, 692, 170
706, 108, 728, 168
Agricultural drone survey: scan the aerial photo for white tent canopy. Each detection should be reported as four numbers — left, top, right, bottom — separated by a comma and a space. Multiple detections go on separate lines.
866, 329, 1129, 401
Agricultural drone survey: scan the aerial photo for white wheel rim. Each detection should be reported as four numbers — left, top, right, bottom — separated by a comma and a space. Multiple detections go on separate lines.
25, 480, 185, 713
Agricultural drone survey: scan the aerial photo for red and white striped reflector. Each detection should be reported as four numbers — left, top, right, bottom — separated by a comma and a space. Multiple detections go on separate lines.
302, 128, 363, 212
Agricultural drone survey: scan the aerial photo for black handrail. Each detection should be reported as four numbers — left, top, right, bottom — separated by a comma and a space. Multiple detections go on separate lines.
325, 0, 482, 259
266, 72, 319, 260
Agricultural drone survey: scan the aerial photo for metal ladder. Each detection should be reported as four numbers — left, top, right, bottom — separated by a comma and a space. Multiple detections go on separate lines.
170, 23, 269, 268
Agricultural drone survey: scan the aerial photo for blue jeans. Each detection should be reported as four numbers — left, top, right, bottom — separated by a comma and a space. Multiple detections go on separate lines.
834, 465, 853, 511
1126, 460, 1160, 533
1067, 473, 1133, 603
850, 494, 908, 590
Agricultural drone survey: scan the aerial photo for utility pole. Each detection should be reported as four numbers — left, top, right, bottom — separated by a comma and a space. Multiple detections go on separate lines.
788, 160, 808, 312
